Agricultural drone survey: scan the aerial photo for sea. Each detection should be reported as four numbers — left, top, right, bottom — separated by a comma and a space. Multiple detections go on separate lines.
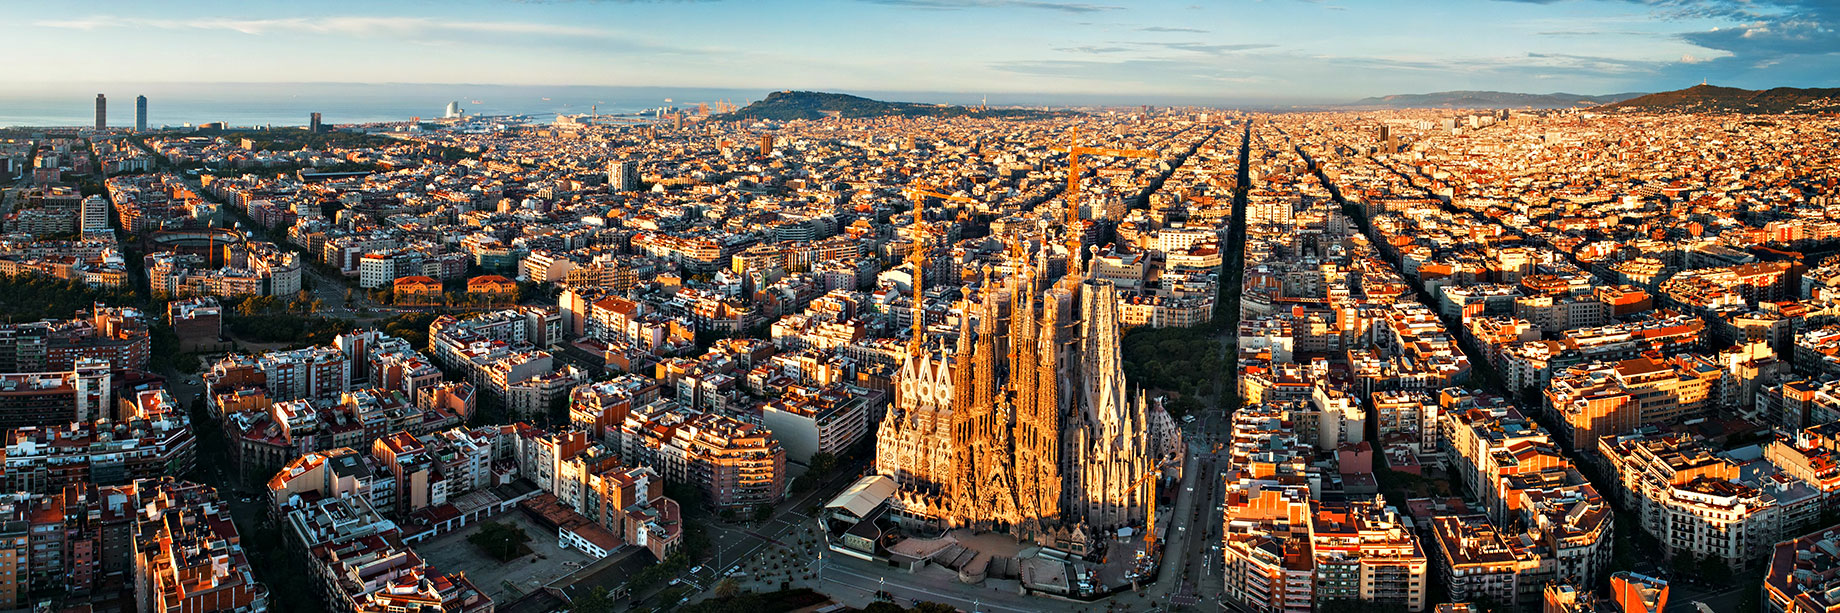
0, 83, 787, 129
0, 82, 1229, 129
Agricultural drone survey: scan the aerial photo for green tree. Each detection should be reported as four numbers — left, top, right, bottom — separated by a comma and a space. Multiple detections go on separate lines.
569, 586, 617, 613
465, 521, 529, 561
753, 504, 774, 522
714, 577, 741, 599
808, 451, 836, 476
1697, 554, 1733, 584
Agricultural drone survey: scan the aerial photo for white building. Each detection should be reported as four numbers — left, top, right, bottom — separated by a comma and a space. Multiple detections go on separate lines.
80, 195, 110, 233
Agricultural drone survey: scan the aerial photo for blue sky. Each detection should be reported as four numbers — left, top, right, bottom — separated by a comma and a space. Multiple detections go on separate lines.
10, 0, 1838, 103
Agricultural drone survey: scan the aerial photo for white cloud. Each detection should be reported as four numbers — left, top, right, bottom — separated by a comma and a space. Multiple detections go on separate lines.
36, 16, 618, 41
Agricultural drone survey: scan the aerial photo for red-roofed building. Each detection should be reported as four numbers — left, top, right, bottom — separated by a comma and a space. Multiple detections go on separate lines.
393, 275, 442, 306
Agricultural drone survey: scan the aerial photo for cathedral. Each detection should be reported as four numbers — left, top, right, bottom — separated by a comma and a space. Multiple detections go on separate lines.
873, 218, 1182, 544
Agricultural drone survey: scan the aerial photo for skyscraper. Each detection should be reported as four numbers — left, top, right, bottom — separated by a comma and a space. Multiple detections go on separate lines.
94, 94, 106, 130
80, 195, 109, 234
309, 112, 322, 133
135, 95, 147, 132
444, 101, 462, 119
607, 161, 640, 191
760, 133, 774, 156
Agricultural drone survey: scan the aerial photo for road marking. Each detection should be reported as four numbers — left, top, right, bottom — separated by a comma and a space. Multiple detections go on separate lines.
823, 565, 1040, 613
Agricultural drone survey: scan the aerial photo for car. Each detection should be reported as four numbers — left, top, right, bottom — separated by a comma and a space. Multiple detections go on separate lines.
689, 566, 703, 574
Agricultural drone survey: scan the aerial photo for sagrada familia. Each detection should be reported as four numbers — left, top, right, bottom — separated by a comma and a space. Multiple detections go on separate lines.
873, 198, 1184, 546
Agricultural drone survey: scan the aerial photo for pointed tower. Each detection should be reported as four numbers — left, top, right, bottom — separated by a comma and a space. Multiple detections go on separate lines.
1010, 248, 1063, 540
1069, 279, 1151, 530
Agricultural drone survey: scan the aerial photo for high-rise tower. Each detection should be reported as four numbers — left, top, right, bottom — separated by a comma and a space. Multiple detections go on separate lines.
135, 96, 147, 132
94, 94, 106, 130
607, 161, 640, 192
309, 112, 322, 133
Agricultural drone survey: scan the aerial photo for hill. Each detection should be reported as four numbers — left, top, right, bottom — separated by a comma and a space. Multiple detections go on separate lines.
1346, 90, 1645, 110
721, 90, 1072, 121
1599, 84, 1840, 114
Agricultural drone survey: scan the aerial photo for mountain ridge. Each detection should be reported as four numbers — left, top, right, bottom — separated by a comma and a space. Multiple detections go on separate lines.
1599, 84, 1840, 114
1345, 90, 1646, 110
720, 90, 1073, 121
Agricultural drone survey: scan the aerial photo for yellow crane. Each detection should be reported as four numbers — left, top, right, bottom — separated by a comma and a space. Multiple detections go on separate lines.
899, 182, 980, 354
1065, 144, 1158, 212
1128, 458, 1180, 556
1055, 135, 1156, 269
903, 183, 981, 222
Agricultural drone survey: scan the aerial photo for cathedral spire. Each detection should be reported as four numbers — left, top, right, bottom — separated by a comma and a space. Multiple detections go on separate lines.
951, 303, 973, 415
975, 280, 1000, 411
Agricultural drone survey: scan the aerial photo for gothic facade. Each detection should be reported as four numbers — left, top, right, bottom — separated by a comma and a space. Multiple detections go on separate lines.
873, 239, 1182, 543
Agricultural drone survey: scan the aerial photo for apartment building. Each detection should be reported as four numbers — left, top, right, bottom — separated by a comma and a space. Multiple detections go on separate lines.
0, 306, 151, 372
132, 478, 270, 613
1599, 432, 1790, 565
760, 384, 874, 464
1765, 526, 1840, 613
0, 357, 114, 430
613, 401, 786, 509
5, 388, 196, 494
1431, 514, 1534, 607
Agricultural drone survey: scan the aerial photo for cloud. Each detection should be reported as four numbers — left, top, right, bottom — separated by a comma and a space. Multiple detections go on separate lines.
1138, 26, 1209, 33
1486, 0, 1840, 87
1151, 42, 1280, 54
1056, 46, 1133, 54
42, 16, 591, 37
32, 15, 693, 53
1681, 19, 1839, 57
856, 0, 1119, 12
993, 58, 1255, 84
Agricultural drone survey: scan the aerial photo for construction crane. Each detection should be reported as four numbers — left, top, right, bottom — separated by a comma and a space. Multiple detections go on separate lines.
903, 183, 981, 223
1128, 457, 1181, 557
900, 183, 972, 355
1056, 135, 1156, 269
1065, 144, 1157, 214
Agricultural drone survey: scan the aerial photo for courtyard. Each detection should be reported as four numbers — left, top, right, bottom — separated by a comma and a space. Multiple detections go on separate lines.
413, 511, 595, 603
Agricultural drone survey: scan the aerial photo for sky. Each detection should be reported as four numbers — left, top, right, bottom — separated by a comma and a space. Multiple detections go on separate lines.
8, 0, 1839, 105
